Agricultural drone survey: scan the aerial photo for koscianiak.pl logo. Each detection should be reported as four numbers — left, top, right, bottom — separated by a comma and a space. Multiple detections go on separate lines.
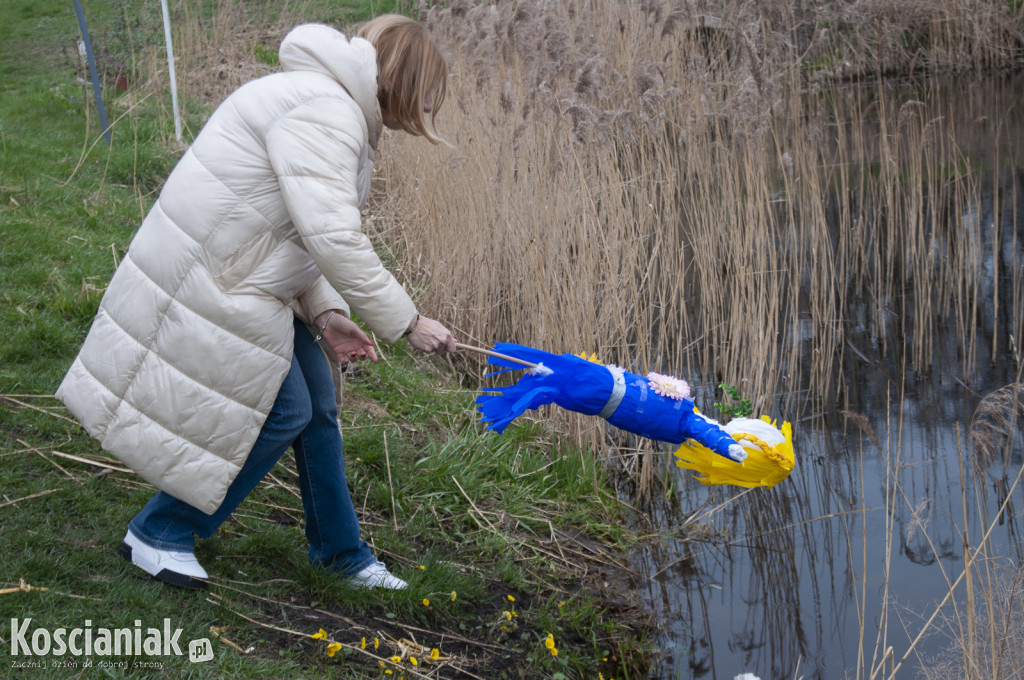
9, 618, 214, 671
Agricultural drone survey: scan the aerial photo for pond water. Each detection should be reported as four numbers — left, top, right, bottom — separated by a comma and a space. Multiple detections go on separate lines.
634, 74, 1024, 680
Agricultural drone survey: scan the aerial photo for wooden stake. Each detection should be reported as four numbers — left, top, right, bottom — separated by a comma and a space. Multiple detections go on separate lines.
455, 343, 537, 368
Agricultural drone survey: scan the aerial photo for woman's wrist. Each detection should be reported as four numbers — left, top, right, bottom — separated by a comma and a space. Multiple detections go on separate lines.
313, 311, 337, 342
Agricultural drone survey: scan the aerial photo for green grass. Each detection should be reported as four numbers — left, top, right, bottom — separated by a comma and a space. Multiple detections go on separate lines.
1, 366, 644, 678
0, 1, 649, 678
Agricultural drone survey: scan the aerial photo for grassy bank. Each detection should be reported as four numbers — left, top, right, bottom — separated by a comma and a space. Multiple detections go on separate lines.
0, 1, 650, 678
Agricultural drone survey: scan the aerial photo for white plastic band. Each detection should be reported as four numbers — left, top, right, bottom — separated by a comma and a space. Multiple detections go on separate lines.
599, 367, 627, 419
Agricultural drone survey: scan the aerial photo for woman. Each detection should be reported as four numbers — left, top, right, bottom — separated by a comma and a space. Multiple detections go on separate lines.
56, 15, 456, 590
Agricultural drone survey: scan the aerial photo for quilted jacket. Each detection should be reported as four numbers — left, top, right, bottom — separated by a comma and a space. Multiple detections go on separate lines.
56, 24, 417, 514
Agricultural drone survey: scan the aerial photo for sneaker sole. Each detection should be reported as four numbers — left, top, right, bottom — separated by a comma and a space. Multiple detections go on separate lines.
117, 542, 207, 590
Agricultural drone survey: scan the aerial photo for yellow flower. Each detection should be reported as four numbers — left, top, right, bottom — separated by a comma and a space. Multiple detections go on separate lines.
384, 671, 392, 676
390, 655, 403, 663
326, 642, 342, 657
544, 634, 555, 650
422, 598, 430, 607
551, 647, 558, 657
374, 637, 380, 650
430, 648, 440, 660
674, 416, 794, 488
410, 657, 418, 666
417, 565, 426, 570
311, 628, 327, 640
506, 594, 515, 602
450, 591, 457, 602
502, 610, 513, 621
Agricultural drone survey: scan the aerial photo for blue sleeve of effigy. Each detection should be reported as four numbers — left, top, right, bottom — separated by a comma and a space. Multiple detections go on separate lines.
605, 372, 693, 443
679, 411, 738, 460
475, 386, 560, 434
475, 344, 613, 433
605, 372, 736, 459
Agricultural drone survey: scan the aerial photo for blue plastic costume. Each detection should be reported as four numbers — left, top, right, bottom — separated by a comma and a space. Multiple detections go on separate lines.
475, 343, 743, 462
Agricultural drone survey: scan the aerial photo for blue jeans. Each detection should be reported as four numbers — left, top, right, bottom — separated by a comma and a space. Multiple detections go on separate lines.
128, 319, 375, 577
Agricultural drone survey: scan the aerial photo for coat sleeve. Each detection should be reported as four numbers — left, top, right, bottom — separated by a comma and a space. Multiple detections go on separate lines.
294, 275, 350, 326
266, 96, 416, 342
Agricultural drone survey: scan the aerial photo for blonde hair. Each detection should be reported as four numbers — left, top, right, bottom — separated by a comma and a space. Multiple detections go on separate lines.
358, 14, 447, 144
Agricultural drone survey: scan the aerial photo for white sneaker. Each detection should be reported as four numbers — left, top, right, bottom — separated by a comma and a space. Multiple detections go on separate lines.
348, 561, 407, 590
117, 529, 208, 590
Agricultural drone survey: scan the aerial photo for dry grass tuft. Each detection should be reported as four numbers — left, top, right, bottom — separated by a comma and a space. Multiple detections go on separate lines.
918, 561, 1024, 680
970, 383, 1024, 469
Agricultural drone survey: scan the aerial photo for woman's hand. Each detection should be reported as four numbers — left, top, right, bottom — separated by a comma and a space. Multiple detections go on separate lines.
315, 311, 378, 365
405, 314, 457, 355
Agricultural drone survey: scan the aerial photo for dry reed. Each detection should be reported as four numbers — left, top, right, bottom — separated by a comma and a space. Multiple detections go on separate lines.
374, 0, 1023, 440
125, 0, 1024, 434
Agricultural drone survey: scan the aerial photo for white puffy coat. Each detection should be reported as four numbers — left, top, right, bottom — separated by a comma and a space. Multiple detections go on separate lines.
56, 24, 417, 514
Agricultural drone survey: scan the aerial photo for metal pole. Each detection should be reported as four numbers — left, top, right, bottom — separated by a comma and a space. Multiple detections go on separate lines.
72, 0, 111, 143
160, 0, 182, 143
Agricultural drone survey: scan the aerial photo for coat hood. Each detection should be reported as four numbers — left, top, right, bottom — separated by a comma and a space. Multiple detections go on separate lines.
279, 23, 382, 147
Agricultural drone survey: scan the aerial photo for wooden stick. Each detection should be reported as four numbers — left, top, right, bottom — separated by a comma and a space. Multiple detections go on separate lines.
0, 580, 47, 595
455, 343, 537, 368
0, 395, 80, 425
47, 449, 134, 474
0, 489, 62, 509
383, 432, 399, 531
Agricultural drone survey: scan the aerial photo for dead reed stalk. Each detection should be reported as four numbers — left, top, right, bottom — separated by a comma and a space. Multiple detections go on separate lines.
376, 0, 1023, 457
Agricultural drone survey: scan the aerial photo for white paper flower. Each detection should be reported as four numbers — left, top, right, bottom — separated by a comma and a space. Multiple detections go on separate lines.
646, 372, 691, 400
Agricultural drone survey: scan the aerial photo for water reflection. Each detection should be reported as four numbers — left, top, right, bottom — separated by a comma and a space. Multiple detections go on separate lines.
637, 73, 1024, 680
641, 395, 1022, 679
